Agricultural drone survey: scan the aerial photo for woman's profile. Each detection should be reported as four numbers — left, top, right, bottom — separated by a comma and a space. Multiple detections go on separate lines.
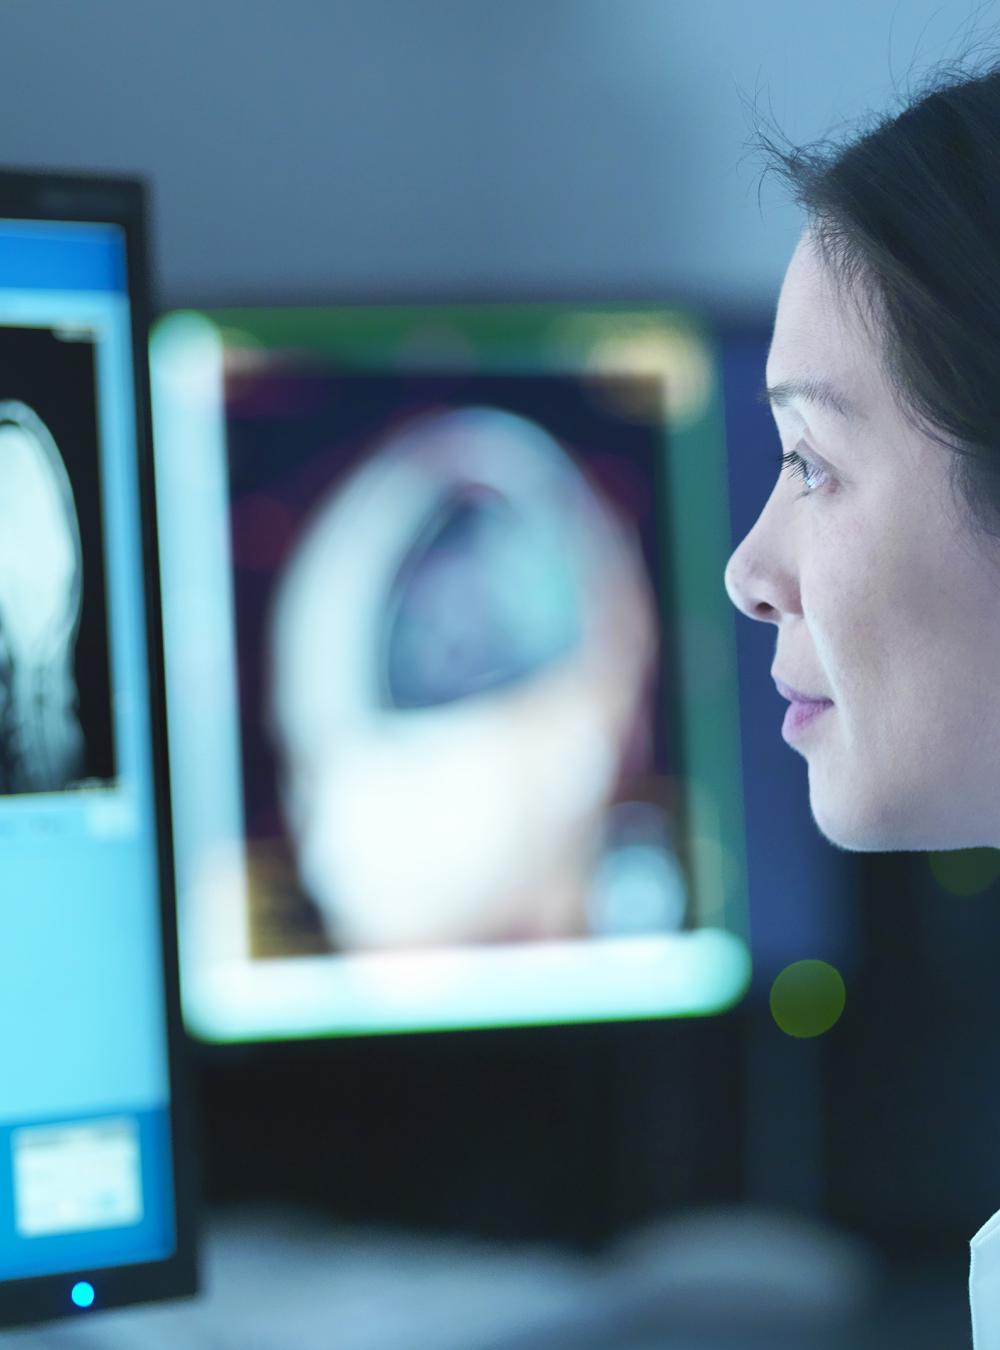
723, 52, 1000, 1346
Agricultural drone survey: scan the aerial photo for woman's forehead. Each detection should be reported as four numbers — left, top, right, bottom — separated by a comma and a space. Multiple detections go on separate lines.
768, 236, 882, 413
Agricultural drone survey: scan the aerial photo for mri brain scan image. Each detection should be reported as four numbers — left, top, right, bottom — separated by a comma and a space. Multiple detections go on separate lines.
265, 404, 659, 950
0, 400, 85, 794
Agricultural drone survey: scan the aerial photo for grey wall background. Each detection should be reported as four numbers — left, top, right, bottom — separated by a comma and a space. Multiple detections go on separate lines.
0, 0, 995, 311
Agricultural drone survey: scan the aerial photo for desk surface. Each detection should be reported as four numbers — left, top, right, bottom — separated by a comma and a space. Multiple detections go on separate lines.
0, 1204, 970, 1350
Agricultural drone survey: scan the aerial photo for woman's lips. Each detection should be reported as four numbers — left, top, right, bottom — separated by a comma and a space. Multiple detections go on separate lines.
782, 697, 834, 740
773, 676, 832, 704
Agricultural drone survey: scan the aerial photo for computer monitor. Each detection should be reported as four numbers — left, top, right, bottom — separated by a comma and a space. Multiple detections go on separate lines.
150, 303, 751, 1044
0, 172, 196, 1329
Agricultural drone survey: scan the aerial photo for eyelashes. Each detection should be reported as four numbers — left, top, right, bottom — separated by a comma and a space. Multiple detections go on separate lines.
775, 445, 826, 499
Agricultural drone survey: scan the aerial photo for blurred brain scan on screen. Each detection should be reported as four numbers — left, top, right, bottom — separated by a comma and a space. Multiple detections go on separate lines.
266, 404, 659, 949
0, 400, 84, 794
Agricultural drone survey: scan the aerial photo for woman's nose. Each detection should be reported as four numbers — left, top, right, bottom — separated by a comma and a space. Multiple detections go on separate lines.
724, 537, 780, 624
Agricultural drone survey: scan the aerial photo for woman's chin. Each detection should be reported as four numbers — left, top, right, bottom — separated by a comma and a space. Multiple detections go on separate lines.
808, 784, 981, 854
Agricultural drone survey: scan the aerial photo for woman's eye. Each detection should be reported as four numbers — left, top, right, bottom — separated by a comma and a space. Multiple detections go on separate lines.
775, 445, 827, 498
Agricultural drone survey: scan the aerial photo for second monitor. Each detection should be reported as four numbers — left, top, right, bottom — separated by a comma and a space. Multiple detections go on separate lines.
149, 303, 749, 1043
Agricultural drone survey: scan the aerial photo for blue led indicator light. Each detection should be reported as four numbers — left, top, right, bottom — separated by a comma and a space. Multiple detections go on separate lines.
71, 1281, 95, 1309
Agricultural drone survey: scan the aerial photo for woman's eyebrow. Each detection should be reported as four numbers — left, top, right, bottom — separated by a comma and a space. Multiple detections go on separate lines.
757, 376, 865, 423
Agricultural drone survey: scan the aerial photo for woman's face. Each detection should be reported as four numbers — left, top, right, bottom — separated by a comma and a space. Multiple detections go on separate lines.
724, 230, 1000, 852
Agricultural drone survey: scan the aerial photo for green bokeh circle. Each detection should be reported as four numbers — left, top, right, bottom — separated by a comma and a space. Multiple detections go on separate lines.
927, 848, 1000, 898
769, 960, 846, 1039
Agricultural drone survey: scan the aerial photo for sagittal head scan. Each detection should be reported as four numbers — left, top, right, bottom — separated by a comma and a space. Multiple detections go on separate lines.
265, 404, 658, 950
0, 400, 84, 794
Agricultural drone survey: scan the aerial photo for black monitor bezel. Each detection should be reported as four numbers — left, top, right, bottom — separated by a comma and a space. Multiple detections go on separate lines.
0, 169, 199, 1330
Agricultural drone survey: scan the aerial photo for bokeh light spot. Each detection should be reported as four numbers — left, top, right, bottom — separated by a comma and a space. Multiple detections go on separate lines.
769, 960, 845, 1039
927, 848, 1000, 898
587, 842, 687, 935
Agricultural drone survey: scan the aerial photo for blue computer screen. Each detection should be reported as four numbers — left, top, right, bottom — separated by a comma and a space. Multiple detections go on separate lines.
0, 219, 176, 1284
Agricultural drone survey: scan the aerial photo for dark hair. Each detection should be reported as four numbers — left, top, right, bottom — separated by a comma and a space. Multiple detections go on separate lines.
747, 46, 1000, 556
